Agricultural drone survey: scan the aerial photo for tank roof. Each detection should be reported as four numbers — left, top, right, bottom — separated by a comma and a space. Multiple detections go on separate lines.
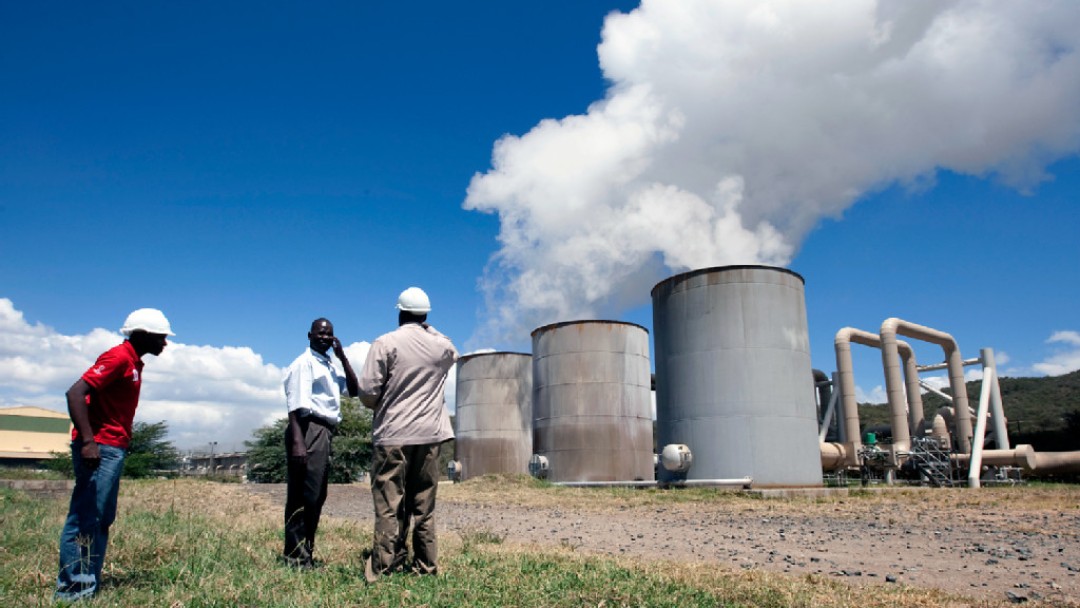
651, 265, 804, 297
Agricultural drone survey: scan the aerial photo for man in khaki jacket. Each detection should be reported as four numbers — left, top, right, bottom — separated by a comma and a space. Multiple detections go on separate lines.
358, 287, 456, 581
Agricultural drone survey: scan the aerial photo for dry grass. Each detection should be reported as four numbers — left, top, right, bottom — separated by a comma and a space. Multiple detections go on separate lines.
3, 478, 1078, 607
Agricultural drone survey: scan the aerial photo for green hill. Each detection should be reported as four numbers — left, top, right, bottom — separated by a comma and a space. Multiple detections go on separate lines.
857, 369, 1080, 451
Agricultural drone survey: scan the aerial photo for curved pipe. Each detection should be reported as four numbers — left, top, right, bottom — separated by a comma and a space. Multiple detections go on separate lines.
880, 318, 973, 453
833, 328, 923, 465
833, 329, 864, 457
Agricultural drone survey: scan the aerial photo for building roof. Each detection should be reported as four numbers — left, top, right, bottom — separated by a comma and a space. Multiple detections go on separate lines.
0, 406, 71, 460
0, 406, 69, 419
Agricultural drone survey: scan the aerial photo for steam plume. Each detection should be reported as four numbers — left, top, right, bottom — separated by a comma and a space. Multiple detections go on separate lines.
465, 0, 1080, 347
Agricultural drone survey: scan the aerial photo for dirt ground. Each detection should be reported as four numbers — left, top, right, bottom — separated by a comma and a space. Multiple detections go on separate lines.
245, 482, 1080, 606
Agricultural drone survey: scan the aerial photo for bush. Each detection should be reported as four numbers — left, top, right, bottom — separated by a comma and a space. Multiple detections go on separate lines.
245, 398, 373, 483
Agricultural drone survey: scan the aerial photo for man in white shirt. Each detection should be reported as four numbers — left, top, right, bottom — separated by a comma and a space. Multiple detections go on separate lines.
358, 287, 456, 581
283, 318, 358, 568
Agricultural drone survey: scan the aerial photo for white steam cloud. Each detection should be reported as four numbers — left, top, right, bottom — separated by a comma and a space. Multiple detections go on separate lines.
465, 0, 1080, 346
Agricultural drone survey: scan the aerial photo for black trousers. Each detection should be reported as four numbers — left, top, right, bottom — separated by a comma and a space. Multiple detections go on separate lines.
284, 417, 333, 563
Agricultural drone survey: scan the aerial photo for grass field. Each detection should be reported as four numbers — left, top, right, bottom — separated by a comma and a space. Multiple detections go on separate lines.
1, 478, 1071, 607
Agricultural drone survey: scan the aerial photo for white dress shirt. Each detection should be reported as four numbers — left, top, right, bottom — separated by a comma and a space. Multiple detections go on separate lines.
284, 347, 346, 425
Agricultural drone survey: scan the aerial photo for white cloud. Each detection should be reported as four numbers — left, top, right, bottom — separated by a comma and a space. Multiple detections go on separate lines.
0, 298, 285, 451
1033, 329, 1080, 376
919, 367, 985, 396
465, 0, 1080, 346
1047, 330, 1080, 347
855, 384, 887, 404
0, 299, 464, 451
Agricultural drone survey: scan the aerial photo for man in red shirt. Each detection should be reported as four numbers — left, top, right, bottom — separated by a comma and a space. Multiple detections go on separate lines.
55, 308, 173, 601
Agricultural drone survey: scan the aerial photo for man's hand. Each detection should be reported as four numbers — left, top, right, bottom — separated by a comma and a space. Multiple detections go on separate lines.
80, 440, 101, 470
331, 337, 346, 360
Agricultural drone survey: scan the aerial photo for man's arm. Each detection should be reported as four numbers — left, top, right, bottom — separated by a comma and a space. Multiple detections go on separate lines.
66, 379, 100, 468
285, 410, 307, 464
331, 337, 359, 398
356, 341, 386, 411
283, 360, 312, 462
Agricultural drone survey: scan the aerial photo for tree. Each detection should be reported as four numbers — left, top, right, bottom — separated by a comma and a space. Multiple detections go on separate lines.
43, 451, 73, 477
245, 397, 373, 484
123, 421, 181, 478
244, 418, 288, 483
329, 397, 374, 483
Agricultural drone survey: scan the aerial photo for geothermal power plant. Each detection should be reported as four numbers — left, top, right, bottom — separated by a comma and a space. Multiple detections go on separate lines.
452, 265, 1080, 488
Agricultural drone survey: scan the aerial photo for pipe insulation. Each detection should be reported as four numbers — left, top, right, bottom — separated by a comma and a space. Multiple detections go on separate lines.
833, 327, 923, 465
880, 318, 973, 453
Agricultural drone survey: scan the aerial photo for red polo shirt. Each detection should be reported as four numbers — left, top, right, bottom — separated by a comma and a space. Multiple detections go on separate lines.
74, 341, 144, 449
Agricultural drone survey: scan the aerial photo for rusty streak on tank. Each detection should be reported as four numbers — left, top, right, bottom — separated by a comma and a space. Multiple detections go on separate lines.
454, 351, 533, 480
531, 320, 654, 483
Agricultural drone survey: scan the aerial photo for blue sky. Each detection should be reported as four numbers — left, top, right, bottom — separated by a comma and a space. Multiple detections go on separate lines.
2, 1, 1079, 451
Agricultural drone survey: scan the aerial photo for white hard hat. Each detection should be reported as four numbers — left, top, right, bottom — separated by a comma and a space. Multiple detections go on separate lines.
396, 287, 431, 314
120, 308, 175, 336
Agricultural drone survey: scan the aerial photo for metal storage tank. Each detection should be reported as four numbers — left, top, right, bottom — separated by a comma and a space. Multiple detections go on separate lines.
454, 352, 533, 481
531, 321, 654, 482
652, 266, 823, 487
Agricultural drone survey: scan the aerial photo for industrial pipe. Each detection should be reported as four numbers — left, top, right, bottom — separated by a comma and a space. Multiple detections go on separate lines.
981, 348, 1010, 450
812, 368, 832, 423
820, 442, 849, 470
833, 328, 923, 467
818, 379, 840, 443
1031, 451, 1080, 475
880, 319, 973, 453
968, 367, 995, 488
553, 478, 753, 489
950, 445, 1036, 470
833, 328, 864, 459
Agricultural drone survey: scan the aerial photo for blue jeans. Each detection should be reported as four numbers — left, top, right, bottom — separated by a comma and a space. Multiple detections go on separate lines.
55, 442, 126, 601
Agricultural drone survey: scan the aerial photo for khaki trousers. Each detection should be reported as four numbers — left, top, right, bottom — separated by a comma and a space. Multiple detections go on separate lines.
369, 443, 441, 575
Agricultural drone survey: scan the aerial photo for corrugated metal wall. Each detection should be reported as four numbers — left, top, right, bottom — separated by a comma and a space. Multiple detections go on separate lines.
454, 352, 533, 480
531, 321, 654, 482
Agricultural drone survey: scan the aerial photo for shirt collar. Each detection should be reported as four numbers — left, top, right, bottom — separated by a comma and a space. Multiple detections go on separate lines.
308, 347, 332, 364
121, 340, 143, 365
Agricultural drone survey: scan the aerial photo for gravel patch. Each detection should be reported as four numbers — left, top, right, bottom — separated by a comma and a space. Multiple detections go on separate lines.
244, 483, 1080, 605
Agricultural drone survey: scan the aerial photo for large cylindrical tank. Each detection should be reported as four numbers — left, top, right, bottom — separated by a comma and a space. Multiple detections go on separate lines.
454, 352, 533, 481
531, 321, 654, 482
652, 266, 823, 487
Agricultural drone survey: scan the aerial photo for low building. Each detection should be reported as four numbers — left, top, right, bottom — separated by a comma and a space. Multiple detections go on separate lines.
184, 451, 249, 477
0, 406, 72, 467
